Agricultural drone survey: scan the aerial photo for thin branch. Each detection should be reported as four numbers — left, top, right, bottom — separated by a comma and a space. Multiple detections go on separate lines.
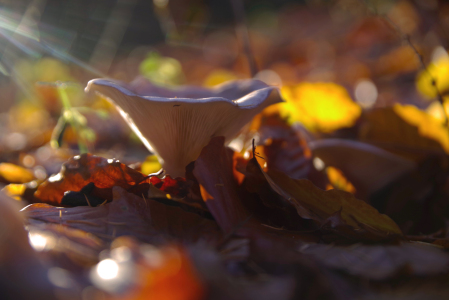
362, 0, 448, 126
388, 20, 448, 126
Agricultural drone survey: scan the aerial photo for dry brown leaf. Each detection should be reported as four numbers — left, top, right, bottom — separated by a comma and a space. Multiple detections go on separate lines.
193, 136, 254, 234
34, 153, 146, 205
27, 223, 104, 266
310, 139, 416, 198
25, 186, 221, 243
0, 192, 56, 299
264, 168, 402, 235
243, 155, 402, 241
299, 242, 449, 280
34, 153, 192, 209
360, 105, 449, 160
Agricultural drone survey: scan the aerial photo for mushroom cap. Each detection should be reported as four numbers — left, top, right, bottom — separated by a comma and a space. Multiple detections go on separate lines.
310, 139, 416, 197
85, 78, 282, 177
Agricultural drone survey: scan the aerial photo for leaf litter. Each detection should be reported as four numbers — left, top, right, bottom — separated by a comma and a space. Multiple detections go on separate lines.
3, 2, 449, 299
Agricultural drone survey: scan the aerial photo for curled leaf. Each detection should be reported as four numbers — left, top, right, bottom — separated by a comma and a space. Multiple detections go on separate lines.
245, 156, 402, 240
310, 139, 416, 197
193, 136, 253, 234
33, 153, 191, 208
35, 153, 146, 205
25, 186, 220, 243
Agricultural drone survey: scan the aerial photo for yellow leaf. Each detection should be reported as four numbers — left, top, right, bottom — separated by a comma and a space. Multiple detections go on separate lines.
2, 183, 27, 201
141, 155, 163, 175
393, 104, 449, 153
280, 82, 361, 132
416, 55, 449, 99
9, 103, 50, 133
0, 163, 34, 183
360, 104, 449, 159
203, 69, 238, 87
426, 98, 449, 124
326, 166, 356, 194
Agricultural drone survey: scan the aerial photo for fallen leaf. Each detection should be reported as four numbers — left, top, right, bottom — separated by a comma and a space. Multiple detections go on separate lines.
189, 241, 351, 300
248, 111, 328, 189
255, 112, 313, 180
416, 55, 449, 99
375, 46, 420, 76
193, 136, 253, 234
310, 139, 416, 198
394, 104, 449, 153
268, 169, 401, 234
27, 223, 104, 266
140, 155, 162, 175
0, 192, 56, 299
34, 153, 190, 207
25, 186, 220, 243
117, 245, 205, 300
299, 242, 449, 280
369, 155, 449, 235
426, 99, 449, 123
2, 181, 39, 203
326, 166, 356, 194
244, 156, 402, 241
203, 69, 238, 87
34, 153, 146, 205
280, 82, 361, 132
0, 163, 35, 183
360, 105, 449, 159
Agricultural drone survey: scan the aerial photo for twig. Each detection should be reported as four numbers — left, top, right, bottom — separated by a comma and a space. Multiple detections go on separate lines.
385, 16, 447, 122
84, 194, 92, 207
252, 138, 256, 158
251, 138, 265, 160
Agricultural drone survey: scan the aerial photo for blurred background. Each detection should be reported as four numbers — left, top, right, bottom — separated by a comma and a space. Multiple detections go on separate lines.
0, 0, 448, 178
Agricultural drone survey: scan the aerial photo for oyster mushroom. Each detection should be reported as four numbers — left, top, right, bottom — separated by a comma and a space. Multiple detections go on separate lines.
86, 78, 282, 177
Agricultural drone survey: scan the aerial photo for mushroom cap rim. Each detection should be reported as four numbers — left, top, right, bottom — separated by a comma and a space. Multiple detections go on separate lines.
86, 78, 281, 109
309, 138, 416, 165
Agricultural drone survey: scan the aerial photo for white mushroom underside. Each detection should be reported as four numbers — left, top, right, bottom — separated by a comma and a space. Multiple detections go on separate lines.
87, 80, 280, 176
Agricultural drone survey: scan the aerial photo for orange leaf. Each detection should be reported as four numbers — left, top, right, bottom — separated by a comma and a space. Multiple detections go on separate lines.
34, 153, 192, 207
34, 154, 146, 205
121, 246, 204, 300
326, 166, 356, 194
